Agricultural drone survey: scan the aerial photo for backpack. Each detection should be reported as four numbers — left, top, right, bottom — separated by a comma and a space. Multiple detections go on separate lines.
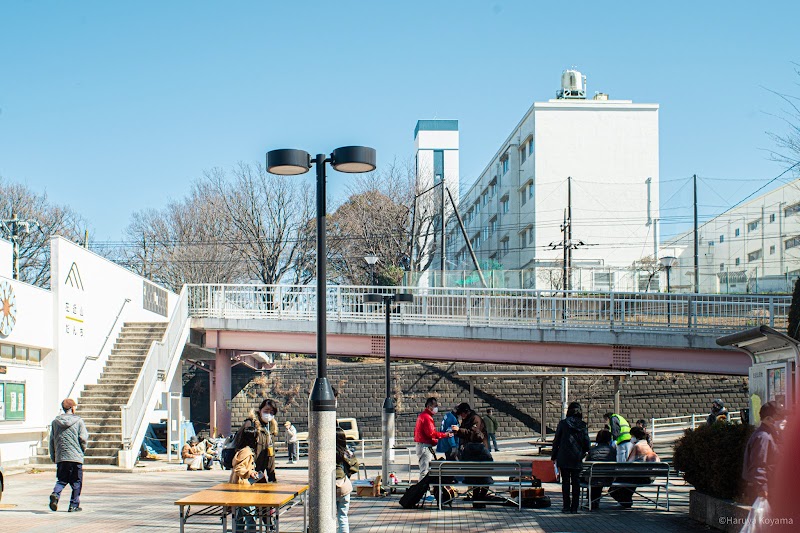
399, 474, 431, 509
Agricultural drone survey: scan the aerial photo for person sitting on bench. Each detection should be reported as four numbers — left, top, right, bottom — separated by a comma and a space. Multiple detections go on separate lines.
452, 403, 493, 508
608, 426, 660, 508
584, 429, 615, 510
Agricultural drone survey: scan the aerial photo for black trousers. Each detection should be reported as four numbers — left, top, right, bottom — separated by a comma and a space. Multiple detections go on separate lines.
53, 461, 83, 507
560, 467, 581, 511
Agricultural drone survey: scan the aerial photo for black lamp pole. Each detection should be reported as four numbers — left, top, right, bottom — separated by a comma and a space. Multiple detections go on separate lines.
365, 292, 413, 490
268, 146, 375, 533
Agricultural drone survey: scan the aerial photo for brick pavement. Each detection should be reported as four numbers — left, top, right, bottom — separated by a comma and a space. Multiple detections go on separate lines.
0, 460, 706, 532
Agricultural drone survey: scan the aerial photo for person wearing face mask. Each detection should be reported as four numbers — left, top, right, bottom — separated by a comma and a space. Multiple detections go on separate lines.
255, 399, 279, 482
413, 397, 452, 479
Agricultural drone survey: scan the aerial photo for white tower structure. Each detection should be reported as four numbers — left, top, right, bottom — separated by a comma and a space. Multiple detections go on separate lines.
413, 120, 459, 286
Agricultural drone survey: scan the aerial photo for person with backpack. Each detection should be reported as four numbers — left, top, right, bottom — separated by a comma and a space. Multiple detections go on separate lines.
335, 427, 359, 533
552, 402, 590, 513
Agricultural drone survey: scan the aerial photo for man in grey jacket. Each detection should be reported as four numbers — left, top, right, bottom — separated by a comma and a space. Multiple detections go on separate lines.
49, 398, 89, 512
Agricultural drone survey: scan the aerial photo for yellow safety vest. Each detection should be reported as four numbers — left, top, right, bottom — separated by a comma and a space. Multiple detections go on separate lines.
613, 414, 632, 445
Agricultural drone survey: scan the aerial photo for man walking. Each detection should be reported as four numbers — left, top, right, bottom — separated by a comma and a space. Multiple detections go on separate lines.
413, 398, 452, 479
49, 398, 88, 512
603, 412, 632, 462
484, 408, 500, 452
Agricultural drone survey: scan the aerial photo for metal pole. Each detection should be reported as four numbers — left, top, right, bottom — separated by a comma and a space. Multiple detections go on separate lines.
440, 180, 446, 286
613, 376, 621, 415
540, 379, 546, 441
666, 266, 672, 324
308, 153, 336, 533
561, 367, 569, 419
693, 174, 699, 293
382, 296, 395, 489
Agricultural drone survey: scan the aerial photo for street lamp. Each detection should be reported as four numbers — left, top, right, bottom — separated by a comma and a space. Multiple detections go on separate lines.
364, 291, 413, 491
364, 254, 379, 286
659, 256, 678, 324
267, 145, 376, 532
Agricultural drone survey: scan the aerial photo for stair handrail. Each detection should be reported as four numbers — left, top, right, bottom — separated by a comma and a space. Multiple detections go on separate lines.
120, 286, 190, 459
66, 297, 131, 400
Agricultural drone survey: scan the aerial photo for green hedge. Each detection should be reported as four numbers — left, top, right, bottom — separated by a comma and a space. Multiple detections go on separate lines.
672, 422, 754, 500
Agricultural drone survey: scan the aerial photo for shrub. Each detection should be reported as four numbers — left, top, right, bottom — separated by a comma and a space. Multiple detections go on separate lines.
672, 422, 754, 500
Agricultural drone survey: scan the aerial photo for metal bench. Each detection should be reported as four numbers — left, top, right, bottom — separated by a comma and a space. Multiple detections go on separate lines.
428, 461, 525, 510
579, 461, 671, 511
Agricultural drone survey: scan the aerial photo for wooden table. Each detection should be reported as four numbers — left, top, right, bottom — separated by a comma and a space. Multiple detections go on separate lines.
175, 482, 308, 533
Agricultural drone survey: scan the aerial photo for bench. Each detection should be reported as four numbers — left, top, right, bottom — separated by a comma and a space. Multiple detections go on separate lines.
428, 461, 526, 510
578, 461, 671, 511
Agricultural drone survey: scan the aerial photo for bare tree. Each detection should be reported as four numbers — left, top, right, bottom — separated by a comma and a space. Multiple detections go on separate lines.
120, 184, 246, 291
766, 65, 800, 169
0, 178, 87, 288
203, 162, 315, 285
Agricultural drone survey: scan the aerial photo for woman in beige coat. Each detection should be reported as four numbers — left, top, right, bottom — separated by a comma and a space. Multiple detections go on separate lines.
230, 418, 260, 485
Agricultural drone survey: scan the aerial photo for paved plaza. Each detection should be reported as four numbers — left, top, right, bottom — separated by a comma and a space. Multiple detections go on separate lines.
0, 456, 707, 533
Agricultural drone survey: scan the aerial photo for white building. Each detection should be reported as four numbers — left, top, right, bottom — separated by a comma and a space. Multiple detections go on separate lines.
662, 178, 800, 294
413, 119, 460, 286
0, 236, 180, 467
444, 70, 660, 291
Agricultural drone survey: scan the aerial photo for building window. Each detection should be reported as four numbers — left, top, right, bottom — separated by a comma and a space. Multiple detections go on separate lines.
720, 263, 725, 272
747, 219, 761, 232
770, 245, 776, 255
489, 179, 497, 198
433, 150, 444, 184
0, 343, 41, 366
748, 249, 763, 262
529, 138, 534, 155
720, 235, 724, 243
501, 238, 509, 255
770, 213, 776, 223
475, 200, 481, 215
529, 228, 534, 244
472, 233, 482, 249
785, 235, 800, 250
481, 191, 487, 206
520, 145, 527, 164
501, 156, 509, 174
482, 226, 489, 241
708, 241, 715, 247
593, 272, 613, 292
785, 203, 800, 217
520, 189, 526, 206
501, 195, 509, 214
490, 216, 497, 235
735, 228, 740, 237
735, 257, 741, 266
520, 231, 527, 248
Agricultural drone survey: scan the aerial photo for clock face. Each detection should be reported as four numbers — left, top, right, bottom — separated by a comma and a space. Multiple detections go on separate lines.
0, 281, 17, 337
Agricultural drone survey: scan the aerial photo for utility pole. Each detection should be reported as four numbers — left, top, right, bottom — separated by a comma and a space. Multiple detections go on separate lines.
440, 174, 446, 286
0, 213, 39, 280
567, 176, 573, 291
693, 174, 699, 293
550, 177, 584, 314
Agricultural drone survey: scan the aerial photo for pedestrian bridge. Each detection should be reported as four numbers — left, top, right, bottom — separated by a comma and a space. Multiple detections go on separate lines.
185, 284, 791, 375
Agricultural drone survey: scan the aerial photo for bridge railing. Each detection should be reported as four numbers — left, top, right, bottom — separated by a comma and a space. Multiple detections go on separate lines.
186, 284, 790, 333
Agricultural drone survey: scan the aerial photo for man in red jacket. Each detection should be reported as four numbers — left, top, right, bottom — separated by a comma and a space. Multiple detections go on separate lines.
414, 397, 453, 479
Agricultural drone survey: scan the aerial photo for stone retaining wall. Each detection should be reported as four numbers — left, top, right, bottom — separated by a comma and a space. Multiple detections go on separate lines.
226, 360, 748, 440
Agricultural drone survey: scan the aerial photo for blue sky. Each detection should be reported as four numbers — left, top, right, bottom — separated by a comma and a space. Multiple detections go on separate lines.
1, 1, 798, 242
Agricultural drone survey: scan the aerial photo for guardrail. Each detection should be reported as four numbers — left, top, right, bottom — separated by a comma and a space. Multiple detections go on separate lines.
650, 410, 742, 443
186, 284, 789, 333
120, 287, 191, 467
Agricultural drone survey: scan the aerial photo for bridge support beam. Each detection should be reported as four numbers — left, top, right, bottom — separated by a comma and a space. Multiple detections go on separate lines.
215, 348, 232, 437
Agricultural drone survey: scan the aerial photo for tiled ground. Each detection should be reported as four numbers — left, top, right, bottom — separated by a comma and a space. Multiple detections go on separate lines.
0, 458, 706, 533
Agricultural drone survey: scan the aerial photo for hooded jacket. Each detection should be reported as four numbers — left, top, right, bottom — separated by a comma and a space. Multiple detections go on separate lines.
229, 446, 256, 484
49, 413, 89, 464
551, 416, 590, 470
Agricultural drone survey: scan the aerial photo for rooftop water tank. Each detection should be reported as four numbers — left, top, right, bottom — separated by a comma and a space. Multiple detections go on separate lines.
557, 69, 587, 99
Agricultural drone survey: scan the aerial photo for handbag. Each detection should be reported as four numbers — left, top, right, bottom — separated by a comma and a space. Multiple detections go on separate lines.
335, 475, 353, 498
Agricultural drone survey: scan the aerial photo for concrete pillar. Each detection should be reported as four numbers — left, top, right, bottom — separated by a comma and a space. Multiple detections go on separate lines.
209, 361, 217, 437
215, 349, 232, 436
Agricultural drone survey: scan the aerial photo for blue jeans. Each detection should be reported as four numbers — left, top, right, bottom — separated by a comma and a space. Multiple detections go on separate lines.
336, 493, 350, 533
53, 462, 83, 507
488, 433, 499, 451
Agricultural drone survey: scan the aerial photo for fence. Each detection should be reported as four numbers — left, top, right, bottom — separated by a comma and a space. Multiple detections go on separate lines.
187, 284, 790, 334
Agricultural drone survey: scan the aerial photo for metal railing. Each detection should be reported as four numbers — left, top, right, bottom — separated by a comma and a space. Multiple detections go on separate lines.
186, 284, 790, 334
650, 410, 742, 444
121, 287, 190, 458
67, 298, 131, 400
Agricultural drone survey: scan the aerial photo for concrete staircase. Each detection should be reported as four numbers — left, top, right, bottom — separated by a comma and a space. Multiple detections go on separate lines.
32, 322, 167, 466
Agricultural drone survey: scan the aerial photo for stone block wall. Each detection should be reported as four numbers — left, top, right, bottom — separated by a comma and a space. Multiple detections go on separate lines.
226, 359, 749, 441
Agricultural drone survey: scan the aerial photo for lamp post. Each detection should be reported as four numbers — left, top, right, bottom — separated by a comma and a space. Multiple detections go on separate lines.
659, 256, 678, 324
267, 146, 376, 533
364, 292, 413, 490
364, 254, 379, 286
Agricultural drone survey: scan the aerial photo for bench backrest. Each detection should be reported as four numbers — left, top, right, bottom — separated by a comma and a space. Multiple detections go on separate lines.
581, 461, 670, 478
430, 461, 522, 478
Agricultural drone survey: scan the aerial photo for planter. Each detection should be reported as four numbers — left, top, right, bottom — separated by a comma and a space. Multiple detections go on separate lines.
690, 490, 750, 532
